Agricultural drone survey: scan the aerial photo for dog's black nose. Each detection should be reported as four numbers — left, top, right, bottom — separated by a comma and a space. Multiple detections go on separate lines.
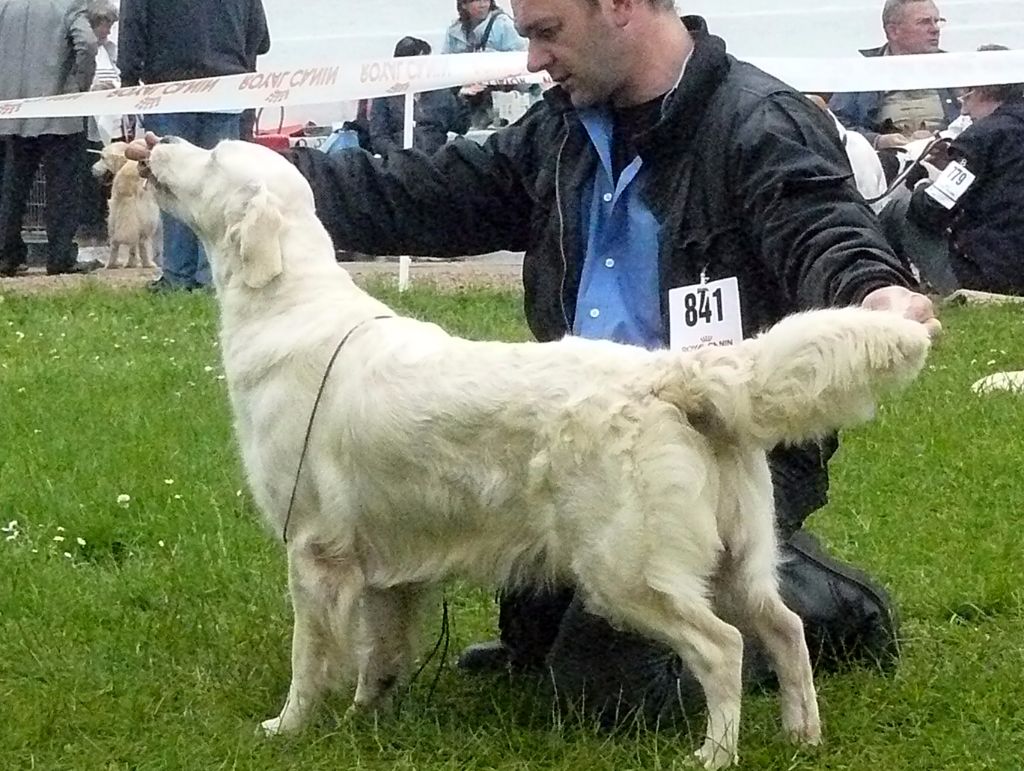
158, 136, 182, 144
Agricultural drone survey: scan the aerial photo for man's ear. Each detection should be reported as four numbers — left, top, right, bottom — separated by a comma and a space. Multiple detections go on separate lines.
228, 182, 284, 289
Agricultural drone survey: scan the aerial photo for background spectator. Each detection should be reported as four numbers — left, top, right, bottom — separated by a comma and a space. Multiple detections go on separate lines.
443, 0, 528, 129
118, 0, 270, 292
829, 0, 959, 149
80, 0, 123, 242
0, 0, 101, 277
369, 37, 470, 155
894, 46, 1024, 294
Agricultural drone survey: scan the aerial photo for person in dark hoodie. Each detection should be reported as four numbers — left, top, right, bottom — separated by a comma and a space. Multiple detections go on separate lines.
129, 0, 941, 728
368, 37, 471, 156
898, 48, 1024, 295
118, 0, 270, 292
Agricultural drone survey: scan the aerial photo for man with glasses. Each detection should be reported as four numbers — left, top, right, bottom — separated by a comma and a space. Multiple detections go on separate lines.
830, 0, 960, 149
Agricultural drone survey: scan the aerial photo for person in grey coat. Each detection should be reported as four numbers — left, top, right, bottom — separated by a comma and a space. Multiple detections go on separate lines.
0, 0, 102, 276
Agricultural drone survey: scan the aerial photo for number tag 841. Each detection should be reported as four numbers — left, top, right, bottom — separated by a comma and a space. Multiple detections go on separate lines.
668, 277, 744, 352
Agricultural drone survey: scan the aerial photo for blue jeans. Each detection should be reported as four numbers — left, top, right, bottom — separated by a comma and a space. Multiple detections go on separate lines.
144, 112, 241, 287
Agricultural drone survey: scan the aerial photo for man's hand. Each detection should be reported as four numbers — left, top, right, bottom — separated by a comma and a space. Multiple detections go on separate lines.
861, 286, 942, 338
125, 132, 159, 174
875, 133, 909, 150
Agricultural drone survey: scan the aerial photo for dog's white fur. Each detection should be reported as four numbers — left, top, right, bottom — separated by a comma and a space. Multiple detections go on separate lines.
91, 141, 161, 269
146, 137, 931, 769
972, 370, 1024, 394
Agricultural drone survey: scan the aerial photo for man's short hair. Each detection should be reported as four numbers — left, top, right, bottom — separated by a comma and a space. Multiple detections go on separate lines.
581, 0, 677, 10
86, 0, 118, 25
882, 0, 929, 28
973, 45, 1024, 103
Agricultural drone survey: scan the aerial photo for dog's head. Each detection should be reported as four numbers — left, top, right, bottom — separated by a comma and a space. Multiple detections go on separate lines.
146, 137, 315, 289
90, 141, 129, 179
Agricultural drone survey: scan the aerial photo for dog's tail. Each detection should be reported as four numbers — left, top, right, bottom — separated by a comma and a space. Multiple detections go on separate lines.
653, 307, 931, 448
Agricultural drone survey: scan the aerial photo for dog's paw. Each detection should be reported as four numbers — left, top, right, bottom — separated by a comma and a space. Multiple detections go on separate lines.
258, 715, 296, 737
694, 743, 738, 770
786, 720, 822, 747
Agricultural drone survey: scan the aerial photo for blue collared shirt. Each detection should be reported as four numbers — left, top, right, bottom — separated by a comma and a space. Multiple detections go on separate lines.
573, 108, 663, 349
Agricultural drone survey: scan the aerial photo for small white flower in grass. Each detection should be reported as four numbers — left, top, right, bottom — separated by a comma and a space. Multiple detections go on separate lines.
204, 366, 214, 373
236, 489, 243, 497
158, 540, 165, 548
141, 335, 149, 341
173, 494, 182, 500
56, 526, 65, 532
64, 552, 73, 559
216, 375, 225, 381
117, 494, 131, 508
76, 537, 86, 547
16, 387, 25, 394
164, 479, 174, 485
114, 343, 121, 349
15, 330, 25, 340
53, 535, 65, 542
987, 360, 997, 366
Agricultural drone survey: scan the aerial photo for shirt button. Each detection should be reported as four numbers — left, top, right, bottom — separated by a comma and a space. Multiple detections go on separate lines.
589, 308, 600, 319
602, 192, 613, 203
604, 258, 615, 268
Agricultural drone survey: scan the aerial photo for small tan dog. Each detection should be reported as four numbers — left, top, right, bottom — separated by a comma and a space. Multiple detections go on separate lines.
91, 142, 162, 269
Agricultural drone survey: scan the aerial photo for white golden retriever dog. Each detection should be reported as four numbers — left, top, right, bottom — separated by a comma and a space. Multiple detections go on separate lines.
144, 137, 930, 769
91, 141, 162, 269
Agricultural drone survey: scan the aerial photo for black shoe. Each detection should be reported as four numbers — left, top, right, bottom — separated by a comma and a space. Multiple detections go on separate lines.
779, 530, 901, 671
456, 640, 514, 674
0, 263, 28, 277
47, 259, 102, 276
147, 276, 195, 294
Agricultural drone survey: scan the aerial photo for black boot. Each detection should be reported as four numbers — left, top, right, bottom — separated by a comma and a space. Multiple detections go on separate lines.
779, 529, 901, 672
457, 586, 574, 674
545, 531, 900, 727
545, 597, 776, 728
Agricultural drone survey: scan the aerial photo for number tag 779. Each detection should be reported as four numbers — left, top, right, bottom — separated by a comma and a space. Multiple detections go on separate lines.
668, 276, 744, 352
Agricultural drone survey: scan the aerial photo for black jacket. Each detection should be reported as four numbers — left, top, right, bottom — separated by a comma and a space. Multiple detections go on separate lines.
118, 0, 270, 86
369, 89, 471, 156
911, 96, 1024, 295
291, 17, 914, 532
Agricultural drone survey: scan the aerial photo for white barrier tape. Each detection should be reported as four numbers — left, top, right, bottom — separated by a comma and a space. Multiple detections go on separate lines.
0, 53, 537, 121
1, 49, 1023, 121
749, 49, 1024, 93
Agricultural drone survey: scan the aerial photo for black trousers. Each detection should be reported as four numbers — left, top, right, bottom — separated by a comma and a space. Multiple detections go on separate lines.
0, 132, 86, 271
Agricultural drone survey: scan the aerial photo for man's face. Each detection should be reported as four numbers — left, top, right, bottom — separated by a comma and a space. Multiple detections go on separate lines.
512, 0, 624, 107
885, 1, 943, 54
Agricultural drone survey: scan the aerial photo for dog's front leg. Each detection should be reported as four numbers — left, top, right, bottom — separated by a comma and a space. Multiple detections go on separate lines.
261, 546, 363, 736
140, 238, 157, 269
106, 242, 121, 269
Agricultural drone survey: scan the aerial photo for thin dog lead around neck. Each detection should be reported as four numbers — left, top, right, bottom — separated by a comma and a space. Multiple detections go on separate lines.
280, 315, 393, 544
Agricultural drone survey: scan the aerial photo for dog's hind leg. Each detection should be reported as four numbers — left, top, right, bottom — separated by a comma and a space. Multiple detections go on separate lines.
584, 577, 743, 769
715, 456, 821, 746
260, 543, 363, 736
350, 584, 426, 714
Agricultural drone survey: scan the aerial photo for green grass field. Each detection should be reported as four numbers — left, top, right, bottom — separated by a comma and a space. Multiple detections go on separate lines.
2, 282, 1022, 770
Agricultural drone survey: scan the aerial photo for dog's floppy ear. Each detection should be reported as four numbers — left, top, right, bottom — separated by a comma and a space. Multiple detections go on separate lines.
229, 182, 284, 289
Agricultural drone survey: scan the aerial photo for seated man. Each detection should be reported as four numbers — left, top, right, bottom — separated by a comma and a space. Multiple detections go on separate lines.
887, 57, 1024, 295
829, 0, 959, 150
